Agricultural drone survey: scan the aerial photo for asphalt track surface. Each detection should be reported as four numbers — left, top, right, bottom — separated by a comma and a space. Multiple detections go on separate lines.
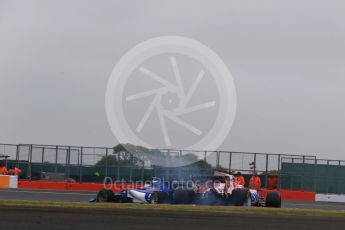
1, 205, 345, 230
1, 189, 345, 230
0, 188, 96, 202
1, 188, 345, 210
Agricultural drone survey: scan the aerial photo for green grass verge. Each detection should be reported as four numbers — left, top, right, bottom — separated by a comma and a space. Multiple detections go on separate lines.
0, 199, 344, 218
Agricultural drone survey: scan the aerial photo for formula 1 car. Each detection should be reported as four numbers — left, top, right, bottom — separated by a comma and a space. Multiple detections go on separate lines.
93, 171, 281, 207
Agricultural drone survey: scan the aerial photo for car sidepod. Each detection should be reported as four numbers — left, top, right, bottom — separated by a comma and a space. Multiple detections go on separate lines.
127, 189, 154, 203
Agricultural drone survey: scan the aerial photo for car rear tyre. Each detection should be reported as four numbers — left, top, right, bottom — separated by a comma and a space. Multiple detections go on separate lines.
265, 191, 281, 208
173, 188, 195, 204
243, 193, 252, 207
231, 188, 250, 206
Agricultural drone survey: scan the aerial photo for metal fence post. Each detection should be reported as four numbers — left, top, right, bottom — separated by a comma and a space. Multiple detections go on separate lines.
228, 152, 232, 172
15, 145, 19, 167
41, 147, 45, 176
178, 150, 182, 179
337, 160, 341, 194
129, 167, 132, 181
265, 154, 269, 188
141, 161, 144, 181
79, 147, 83, 182
253, 153, 257, 174
165, 149, 170, 180
301, 155, 305, 190
65, 146, 71, 179
28, 144, 32, 179
216, 151, 220, 168
313, 158, 317, 192
326, 160, 329, 194
105, 148, 108, 178
55, 146, 58, 173
117, 150, 120, 181
278, 154, 281, 189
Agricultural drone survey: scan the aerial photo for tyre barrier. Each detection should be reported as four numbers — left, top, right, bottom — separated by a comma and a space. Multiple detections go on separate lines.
0, 175, 18, 188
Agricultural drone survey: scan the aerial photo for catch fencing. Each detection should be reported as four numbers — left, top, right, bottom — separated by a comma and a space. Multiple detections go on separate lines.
1, 143, 344, 194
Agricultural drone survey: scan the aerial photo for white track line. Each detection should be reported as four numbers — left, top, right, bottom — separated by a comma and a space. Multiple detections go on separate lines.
285, 202, 345, 209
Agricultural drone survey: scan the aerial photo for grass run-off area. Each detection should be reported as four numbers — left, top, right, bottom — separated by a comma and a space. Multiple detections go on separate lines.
1, 199, 345, 218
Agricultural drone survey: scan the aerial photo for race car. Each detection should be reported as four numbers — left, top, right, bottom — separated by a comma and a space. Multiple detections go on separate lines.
93, 171, 281, 207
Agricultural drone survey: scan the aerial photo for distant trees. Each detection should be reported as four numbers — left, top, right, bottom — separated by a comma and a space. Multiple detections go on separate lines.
95, 144, 144, 167
95, 143, 213, 171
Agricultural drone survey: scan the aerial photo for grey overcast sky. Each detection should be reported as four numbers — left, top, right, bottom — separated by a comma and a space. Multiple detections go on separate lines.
0, 0, 344, 159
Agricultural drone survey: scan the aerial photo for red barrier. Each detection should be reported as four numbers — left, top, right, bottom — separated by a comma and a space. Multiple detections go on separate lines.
19, 180, 69, 190
18, 180, 315, 201
18, 180, 143, 192
260, 189, 315, 202
279, 189, 315, 201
